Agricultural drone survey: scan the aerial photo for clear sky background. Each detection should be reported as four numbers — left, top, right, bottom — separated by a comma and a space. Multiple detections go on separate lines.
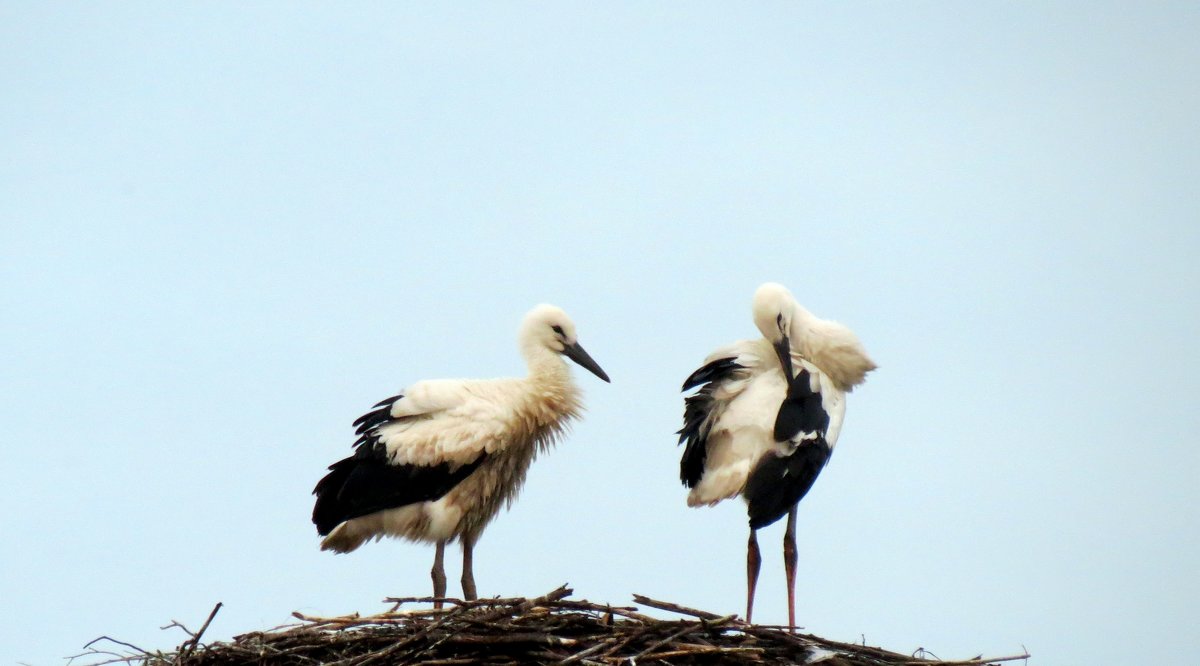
3, 3, 1197, 664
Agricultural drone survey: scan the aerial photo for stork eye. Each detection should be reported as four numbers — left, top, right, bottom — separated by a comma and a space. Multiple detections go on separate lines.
551, 325, 565, 336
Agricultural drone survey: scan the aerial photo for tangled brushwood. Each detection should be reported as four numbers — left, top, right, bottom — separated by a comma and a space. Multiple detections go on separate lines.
74, 586, 1028, 666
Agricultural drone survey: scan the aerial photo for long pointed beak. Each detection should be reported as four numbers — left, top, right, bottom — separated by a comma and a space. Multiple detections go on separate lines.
773, 335, 794, 381
563, 342, 611, 383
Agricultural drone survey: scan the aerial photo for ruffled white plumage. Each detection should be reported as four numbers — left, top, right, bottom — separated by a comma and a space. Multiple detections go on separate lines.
685, 338, 847, 507
677, 282, 873, 628
375, 378, 529, 467
313, 304, 609, 603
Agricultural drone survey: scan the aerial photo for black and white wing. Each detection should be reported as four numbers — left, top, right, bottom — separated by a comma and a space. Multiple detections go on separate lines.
678, 355, 747, 488
311, 390, 488, 536
743, 362, 845, 529
678, 340, 789, 508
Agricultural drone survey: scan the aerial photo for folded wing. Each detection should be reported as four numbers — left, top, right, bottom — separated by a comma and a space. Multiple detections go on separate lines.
312, 380, 513, 535
744, 364, 843, 528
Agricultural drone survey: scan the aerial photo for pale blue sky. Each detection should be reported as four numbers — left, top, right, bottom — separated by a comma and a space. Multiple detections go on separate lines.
3, 3, 1198, 664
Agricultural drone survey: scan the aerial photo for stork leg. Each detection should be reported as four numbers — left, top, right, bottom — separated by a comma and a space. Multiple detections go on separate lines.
746, 528, 762, 624
783, 506, 798, 632
461, 533, 478, 601
431, 539, 447, 610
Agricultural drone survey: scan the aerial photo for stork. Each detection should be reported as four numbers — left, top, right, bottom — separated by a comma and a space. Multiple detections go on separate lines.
678, 283, 875, 628
312, 304, 610, 604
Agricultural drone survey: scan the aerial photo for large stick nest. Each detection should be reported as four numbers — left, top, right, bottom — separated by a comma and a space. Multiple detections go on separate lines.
76, 586, 1028, 666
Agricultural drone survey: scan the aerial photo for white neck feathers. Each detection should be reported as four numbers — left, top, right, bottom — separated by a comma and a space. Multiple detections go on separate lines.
792, 305, 877, 391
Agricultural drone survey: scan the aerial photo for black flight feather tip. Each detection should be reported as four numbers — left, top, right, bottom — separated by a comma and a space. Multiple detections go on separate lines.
313, 392, 487, 536
677, 357, 743, 487
312, 448, 487, 536
744, 442, 831, 529
350, 393, 404, 435
681, 357, 742, 391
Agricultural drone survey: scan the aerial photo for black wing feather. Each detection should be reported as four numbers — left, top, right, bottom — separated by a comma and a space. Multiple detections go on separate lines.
352, 405, 392, 434
677, 357, 743, 488
744, 440, 831, 529
773, 368, 830, 443
312, 393, 486, 535
372, 394, 403, 408
312, 446, 486, 535
745, 367, 834, 529
682, 357, 742, 391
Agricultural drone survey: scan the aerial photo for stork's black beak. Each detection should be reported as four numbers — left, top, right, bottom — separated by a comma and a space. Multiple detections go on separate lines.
773, 335, 794, 381
563, 342, 611, 382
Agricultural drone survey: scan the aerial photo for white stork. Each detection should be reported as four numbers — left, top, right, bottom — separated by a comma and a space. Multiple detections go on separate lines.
678, 283, 875, 628
312, 304, 610, 604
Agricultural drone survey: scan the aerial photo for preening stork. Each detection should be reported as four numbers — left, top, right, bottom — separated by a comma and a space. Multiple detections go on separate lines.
312, 304, 610, 604
678, 283, 875, 628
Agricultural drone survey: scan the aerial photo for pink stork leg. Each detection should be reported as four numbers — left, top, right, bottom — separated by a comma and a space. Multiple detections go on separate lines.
431, 539, 447, 609
461, 533, 478, 601
746, 528, 762, 623
783, 507, 799, 632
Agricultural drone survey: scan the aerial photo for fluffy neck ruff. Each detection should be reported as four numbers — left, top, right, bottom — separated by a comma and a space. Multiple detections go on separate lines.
520, 343, 584, 430
792, 305, 877, 391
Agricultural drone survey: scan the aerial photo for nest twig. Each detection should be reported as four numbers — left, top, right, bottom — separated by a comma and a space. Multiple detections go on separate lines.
71, 585, 1029, 666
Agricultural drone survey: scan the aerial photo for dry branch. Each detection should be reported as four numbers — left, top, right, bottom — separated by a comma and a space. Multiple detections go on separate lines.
76, 586, 1028, 666
629, 594, 724, 621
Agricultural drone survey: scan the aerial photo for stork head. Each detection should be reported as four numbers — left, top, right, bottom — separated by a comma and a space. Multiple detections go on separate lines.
752, 282, 798, 379
521, 304, 610, 382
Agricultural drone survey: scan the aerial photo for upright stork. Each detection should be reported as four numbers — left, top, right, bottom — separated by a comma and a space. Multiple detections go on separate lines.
678, 283, 875, 628
313, 304, 610, 604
